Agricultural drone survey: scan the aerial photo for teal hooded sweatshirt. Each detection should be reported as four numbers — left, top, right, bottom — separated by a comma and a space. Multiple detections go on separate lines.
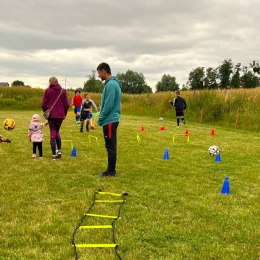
97, 76, 122, 126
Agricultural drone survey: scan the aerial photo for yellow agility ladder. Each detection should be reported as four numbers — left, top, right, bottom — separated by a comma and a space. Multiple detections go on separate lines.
71, 190, 128, 260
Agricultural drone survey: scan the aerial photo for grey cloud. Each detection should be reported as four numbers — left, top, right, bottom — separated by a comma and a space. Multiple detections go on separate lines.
0, 0, 260, 89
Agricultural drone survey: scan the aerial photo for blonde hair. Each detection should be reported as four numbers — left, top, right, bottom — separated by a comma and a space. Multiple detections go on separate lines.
49, 77, 58, 84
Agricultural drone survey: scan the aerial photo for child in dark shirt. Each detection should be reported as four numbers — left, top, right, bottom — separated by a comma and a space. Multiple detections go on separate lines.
80, 93, 92, 132
169, 90, 187, 128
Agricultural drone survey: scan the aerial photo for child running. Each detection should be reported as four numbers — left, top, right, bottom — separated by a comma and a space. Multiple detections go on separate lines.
169, 90, 187, 128
28, 114, 48, 159
89, 98, 99, 129
72, 89, 83, 123
80, 93, 92, 132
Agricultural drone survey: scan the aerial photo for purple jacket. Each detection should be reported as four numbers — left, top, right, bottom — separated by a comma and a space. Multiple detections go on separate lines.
41, 82, 70, 119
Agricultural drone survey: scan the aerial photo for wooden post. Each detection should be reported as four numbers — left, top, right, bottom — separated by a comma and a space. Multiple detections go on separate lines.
140, 106, 143, 115
200, 109, 204, 122
235, 107, 240, 128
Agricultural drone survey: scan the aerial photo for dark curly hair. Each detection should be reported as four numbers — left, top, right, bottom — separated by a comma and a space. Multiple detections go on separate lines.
74, 89, 81, 94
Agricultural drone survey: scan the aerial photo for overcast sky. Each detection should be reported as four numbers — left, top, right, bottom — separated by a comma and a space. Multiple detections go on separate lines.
0, 0, 259, 91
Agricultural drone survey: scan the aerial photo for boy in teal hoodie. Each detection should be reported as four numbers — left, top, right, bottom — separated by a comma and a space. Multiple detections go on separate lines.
97, 62, 122, 177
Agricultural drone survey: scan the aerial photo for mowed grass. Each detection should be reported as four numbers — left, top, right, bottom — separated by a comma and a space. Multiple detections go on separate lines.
0, 111, 260, 260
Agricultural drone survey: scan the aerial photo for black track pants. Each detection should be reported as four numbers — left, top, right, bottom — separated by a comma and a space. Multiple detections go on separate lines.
102, 122, 119, 173
33, 142, 43, 157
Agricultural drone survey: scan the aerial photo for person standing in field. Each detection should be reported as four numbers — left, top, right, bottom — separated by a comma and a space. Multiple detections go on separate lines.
28, 114, 48, 159
169, 90, 187, 128
80, 93, 92, 132
41, 76, 70, 160
97, 62, 122, 177
72, 89, 83, 124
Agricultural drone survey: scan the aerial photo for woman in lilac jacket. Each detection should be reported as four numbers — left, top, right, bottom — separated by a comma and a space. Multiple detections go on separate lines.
41, 77, 70, 160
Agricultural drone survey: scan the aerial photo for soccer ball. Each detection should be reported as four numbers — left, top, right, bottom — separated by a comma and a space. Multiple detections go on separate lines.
159, 117, 163, 121
3, 118, 16, 131
208, 145, 220, 156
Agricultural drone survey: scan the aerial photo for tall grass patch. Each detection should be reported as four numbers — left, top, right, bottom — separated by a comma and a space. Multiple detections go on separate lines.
2, 86, 260, 129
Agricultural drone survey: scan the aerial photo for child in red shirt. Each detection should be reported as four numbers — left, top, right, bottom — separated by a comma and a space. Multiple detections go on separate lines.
72, 89, 83, 123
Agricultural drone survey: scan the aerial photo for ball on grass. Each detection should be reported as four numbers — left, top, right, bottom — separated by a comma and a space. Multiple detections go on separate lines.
3, 118, 16, 131
208, 145, 220, 156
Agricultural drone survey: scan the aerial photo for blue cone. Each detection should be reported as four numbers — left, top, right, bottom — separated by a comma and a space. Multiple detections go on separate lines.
215, 153, 221, 162
163, 148, 170, 160
221, 177, 230, 195
71, 146, 77, 157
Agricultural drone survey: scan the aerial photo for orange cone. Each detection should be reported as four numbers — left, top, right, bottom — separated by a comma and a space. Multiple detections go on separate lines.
211, 129, 215, 136
160, 126, 165, 131
185, 129, 189, 136
141, 125, 145, 132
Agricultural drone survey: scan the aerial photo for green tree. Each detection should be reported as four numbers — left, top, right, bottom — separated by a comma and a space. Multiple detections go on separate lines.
155, 74, 179, 92
116, 70, 152, 94
230, 63, 241, 89
12, 80, 25, 87
217, 59, 233, 89
204, 67, 218, 89
83, 70, 103, 93
230, 71, 240, 88
67, 87, 83, 92
250, 60, 260, 75
188, 67, 205, 90
241, 71, 259, 88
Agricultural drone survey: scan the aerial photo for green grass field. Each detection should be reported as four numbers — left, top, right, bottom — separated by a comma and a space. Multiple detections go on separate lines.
0, 111, 260, 260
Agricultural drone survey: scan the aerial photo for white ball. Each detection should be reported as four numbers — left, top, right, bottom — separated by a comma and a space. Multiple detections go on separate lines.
208, 145, 220, 156
159, 117, 163, 121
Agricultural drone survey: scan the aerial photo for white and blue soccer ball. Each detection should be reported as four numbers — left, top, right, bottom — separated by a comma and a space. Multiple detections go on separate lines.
208, 145, 220, 156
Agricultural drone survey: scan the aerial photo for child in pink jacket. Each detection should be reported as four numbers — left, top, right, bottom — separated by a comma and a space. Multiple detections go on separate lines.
28, 114, 48, 159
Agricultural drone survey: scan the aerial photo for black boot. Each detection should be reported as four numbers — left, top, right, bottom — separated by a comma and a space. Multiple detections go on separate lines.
80, 121, 83, 132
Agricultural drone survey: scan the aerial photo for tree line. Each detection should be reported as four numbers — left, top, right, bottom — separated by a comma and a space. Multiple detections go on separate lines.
82, 59, 259, 93
188, 59, 259, 90
10, 59, 260, 93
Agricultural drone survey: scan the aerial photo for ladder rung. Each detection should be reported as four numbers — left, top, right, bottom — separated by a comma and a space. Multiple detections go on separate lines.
75, 244, 118, 248
85, 213, 117, 219
80, 225, 112, 229
98, 191, 122, 196
95, 200, 124, 203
